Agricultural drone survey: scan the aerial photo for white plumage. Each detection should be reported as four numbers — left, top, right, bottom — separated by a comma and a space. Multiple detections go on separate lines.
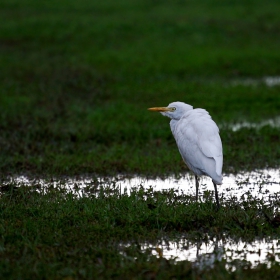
148, 101, 223, 209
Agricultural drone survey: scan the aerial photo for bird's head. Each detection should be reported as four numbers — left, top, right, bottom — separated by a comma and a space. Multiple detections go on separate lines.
148, 101, 193, 120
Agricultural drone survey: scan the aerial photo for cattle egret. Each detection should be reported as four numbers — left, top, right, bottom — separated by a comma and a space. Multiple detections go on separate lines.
148, 101, 223, 209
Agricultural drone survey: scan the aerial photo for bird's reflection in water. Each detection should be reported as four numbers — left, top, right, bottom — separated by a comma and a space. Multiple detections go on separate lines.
128, 237, 280, 270
1, 168, 280, 203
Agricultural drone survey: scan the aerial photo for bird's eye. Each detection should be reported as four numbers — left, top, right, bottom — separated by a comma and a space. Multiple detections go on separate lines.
170, 107, 176, 111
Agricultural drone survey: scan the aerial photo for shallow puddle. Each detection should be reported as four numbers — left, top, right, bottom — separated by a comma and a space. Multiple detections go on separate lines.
118, 168, 280, 202
125, 237, 280, 270
3, 168, 280, 269
224, 76, 280, 131
3, 168, 280, 203
224, 116, 280, 131
230, 76, 280, 87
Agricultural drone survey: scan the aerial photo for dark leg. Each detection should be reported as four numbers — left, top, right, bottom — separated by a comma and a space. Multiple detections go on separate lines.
195, 175, 199, 201
213, 181, 220, 210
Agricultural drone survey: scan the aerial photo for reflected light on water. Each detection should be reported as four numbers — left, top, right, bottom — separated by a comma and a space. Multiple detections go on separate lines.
136, 237, 280, 269
3, 168, 280, 269
225, 116, 280, 131
230, 76, 280, 87
223, 76, 280, 132
4, 168, 280, 203
119, 168, 280, 202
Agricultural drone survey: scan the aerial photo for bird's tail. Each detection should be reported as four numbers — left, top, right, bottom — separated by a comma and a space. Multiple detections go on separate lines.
212, 175, 223, 185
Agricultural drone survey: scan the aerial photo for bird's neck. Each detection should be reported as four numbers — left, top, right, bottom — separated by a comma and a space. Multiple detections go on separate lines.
170, 119, 178, 135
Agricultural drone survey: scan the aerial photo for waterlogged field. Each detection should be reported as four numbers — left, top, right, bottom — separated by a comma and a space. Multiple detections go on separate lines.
1, 172, 280, 279
0, 0, 280, 278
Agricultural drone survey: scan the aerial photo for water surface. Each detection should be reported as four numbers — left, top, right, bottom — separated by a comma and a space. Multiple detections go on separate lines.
3, 168, 280, 203
225, 116, 280, 131
230, 76, 280, 87
3, 168, 280, 269
124, 237, 280, 270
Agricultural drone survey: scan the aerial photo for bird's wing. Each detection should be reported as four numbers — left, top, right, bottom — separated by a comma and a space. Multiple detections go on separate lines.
195, 115, 223, 177
173, 109, 223, 177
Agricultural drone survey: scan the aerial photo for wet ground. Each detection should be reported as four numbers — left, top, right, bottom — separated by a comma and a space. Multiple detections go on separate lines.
229, 76, 280, 88
121, 237, 280, 270
2, 168, 279, 269
118, 168, 279, 269
6, 168, 279, 202
227, 116, 280, 131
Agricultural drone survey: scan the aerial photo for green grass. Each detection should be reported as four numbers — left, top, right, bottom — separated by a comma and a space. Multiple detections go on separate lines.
1, 184, 280, 279
0, 0, 280, 176
1, 0, 280, 278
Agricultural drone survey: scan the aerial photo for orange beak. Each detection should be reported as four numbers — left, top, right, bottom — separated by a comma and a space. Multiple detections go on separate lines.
148, 107, 172, 112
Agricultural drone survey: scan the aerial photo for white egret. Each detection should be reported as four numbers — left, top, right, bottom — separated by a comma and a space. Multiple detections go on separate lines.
148, 101, 223, 209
